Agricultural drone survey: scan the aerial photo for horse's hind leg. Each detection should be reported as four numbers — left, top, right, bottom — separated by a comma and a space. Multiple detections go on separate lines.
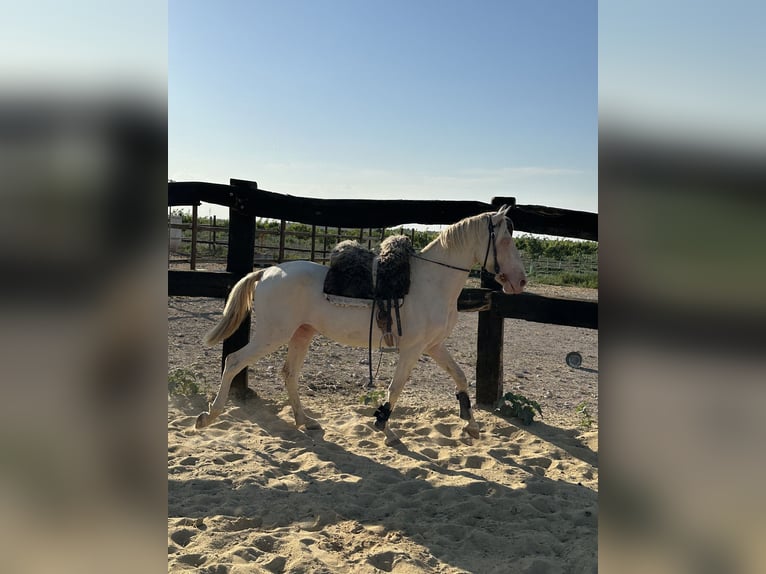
282, 324, 320, 430
426, 342, 481, 439
195, 333, 283, 429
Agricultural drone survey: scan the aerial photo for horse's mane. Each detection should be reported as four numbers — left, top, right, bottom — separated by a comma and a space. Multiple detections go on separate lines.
424, 212, 488, 252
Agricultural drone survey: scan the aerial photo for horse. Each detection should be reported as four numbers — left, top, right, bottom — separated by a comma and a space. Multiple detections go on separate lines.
195, 205, 527, 445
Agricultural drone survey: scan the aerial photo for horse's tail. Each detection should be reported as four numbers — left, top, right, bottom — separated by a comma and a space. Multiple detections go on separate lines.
203, 269, 266, 346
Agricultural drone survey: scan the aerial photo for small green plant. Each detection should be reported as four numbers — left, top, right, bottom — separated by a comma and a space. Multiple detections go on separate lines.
168, 368, 202, 396
359, 388, 386, 406
495, 391, 543, 425
575, 401, 595, 429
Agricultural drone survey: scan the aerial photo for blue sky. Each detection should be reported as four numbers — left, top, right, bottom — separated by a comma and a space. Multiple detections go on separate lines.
169, 1, 597, 217
599, 0, 766, 147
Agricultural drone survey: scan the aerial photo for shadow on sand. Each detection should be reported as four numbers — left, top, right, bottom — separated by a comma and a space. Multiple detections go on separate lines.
169, 396, 597, 572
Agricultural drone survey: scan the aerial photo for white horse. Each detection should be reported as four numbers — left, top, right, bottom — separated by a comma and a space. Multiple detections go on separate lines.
196, 205, 527, 445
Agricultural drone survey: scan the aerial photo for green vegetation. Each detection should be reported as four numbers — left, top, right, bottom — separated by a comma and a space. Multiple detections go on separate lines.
168, 368, 203, 396
495, 391, 543, 425
514, 234, 597, 259
575, 401, 595, 429
516, 234, 598, 288
387, 227, 438, 250
359, 388, 387, 406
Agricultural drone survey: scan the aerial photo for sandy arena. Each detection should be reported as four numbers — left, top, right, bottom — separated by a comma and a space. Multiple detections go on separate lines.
168, 284, 598, 573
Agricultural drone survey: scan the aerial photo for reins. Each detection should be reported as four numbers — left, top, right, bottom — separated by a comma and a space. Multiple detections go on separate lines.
411, 215, 501, 275
409, 254, 472, 273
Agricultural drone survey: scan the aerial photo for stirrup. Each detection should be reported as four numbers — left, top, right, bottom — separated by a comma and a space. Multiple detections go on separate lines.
380, 331, 398, 352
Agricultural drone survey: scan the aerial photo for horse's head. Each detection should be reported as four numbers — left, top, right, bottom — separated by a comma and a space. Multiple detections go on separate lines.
486, 205, 527, 294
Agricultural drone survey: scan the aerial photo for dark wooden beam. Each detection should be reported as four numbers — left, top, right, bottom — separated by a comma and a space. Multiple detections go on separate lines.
168, 181, 231, 207
229, 178, 496, 227
169, 180, 597, 240
490, 292, 598, 329
456, 288, 492, 312
168, 270, 234, 299
508, 204, 597, 241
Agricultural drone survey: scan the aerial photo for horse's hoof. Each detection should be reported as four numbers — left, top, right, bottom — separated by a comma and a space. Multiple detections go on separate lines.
302, 417, 322, 431
195, 412, 211, 429
463, 422, 481, 439
196, 408, 223, 429
383, 427, 402, 446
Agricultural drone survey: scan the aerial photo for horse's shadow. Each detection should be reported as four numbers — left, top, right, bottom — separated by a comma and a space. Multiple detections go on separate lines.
169, 397, 598, 572
503, 417, 598, 468
474, 405, 598, 468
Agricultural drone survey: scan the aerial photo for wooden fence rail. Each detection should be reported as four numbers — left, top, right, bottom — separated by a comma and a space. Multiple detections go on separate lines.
170, 179, 597, 240
168, 178, 597, 404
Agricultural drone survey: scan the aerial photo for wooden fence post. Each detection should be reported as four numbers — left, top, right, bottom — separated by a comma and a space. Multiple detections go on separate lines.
190, 204, 198, 270
212, 215, 217, 255
223, 207, 256, 400
278, 219, 286, 262
475, 272, 504, 406
323, 226, 328, 263
310, 224, 316, 261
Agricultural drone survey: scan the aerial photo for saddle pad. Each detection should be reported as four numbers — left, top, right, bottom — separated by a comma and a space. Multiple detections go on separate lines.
323, 240, 375, 299
322, 235, 414, 300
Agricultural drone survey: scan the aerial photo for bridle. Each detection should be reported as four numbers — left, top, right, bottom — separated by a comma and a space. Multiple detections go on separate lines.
411, 214, 503, 275
482, 214, 501, 276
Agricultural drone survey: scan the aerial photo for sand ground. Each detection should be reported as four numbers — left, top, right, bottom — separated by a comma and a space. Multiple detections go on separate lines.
168, 284, 598, 573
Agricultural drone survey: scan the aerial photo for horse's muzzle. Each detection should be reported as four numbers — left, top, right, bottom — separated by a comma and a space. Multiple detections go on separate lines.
497, 273, 526, 294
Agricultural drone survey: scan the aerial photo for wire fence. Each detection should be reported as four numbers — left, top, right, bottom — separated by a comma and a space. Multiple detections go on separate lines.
520, 254, 598, 277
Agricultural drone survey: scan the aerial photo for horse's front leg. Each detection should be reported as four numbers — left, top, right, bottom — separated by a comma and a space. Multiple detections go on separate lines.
426, 342, 481, 439
373, 348, 422, 446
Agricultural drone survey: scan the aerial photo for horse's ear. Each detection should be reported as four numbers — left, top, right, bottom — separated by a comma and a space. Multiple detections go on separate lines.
492, 205, 514, 233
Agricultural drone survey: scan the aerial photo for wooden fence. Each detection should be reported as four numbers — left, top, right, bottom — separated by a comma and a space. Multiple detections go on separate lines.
169, 217, 418, 268
168, 178, 597, 405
